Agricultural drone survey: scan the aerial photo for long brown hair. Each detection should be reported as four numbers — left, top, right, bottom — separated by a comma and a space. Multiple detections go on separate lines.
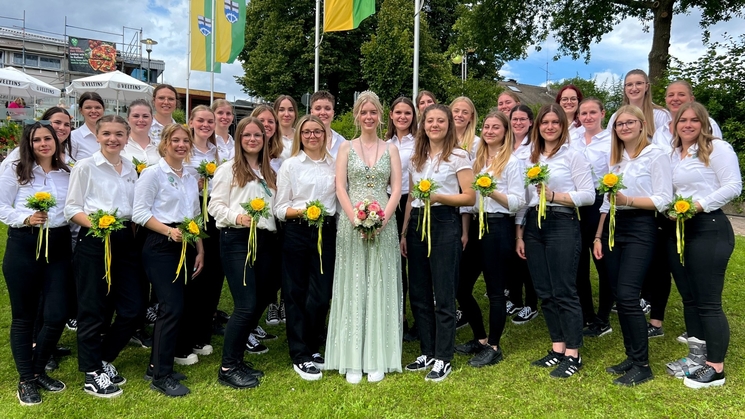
273, 95, 298, 128
385, 97, 417, 140
610, 105, 650, 166
473, 111, 513, 179
529, 104, 569, 164
411, 104, 459, 172
232, 117, 277, 189
622, 69, 665, 138
251, 105, 283, 160
671, 102, 715, 167
17, 123, 69, 185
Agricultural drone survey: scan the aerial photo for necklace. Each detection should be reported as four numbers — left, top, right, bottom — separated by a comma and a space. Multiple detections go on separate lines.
168, 163, 183, 173
358, 139, 379, 171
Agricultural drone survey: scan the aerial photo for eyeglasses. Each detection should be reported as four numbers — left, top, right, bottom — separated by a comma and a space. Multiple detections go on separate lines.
241, 133, 264, 140
155, 96, 177, 102
624, 81, 647, 89
24, 119, 51, 126
614, 120, 640, 129
511, 118, 529, 123
301, 129, 324, 138
560, 97, 578, 103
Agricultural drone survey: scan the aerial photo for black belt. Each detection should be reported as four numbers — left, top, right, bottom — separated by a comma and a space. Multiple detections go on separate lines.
471, 212, 514, 220
285, 217, 336, 226
615, 209, 655, 218
533, 205, 574, 214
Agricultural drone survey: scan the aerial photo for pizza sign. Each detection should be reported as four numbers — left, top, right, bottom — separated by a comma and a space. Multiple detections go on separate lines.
69, 37, 118, 74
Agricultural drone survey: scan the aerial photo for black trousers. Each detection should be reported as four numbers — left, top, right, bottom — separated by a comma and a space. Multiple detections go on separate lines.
221, 228, 274, 368
506, 249, 537, 310
524, 207, 583, 349
394, 194, 410, 326
668, 210, 733, 363
577, 194, 612, 324
602, 210, 656, 365
282, 219, 336, 363
408, 206, 461, 362
142, 228, 196, 379
642, 214, 673, 321
457, 214, 513, 347
74, 224, 143, 373
4, 226, 70, 381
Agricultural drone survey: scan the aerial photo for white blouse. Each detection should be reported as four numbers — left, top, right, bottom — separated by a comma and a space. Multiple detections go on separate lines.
409, 148, 472, 208
651, 117, 724, 154
184, 141, 221, 193
121, 137, 161, 166
216, 133, 235, 162
671, 139, 741, 213
599, 144, 672, 213
271, 136, 295, 173
0, 163, 70, 228
470, 155, 526, 215
274, 151, 337, 221
132, 159, 200, 226
389, 133, 415, 195
570, 129, 611, 186
208, 160, 277, 231
524, 144, 595, 208
327, 130, 346, 159
149, 117, 177, 145
64, 151, 137, 222
70, 124, 99, 161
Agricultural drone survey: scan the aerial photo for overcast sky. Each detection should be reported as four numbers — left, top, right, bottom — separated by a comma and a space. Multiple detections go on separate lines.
4, 0, 744, 100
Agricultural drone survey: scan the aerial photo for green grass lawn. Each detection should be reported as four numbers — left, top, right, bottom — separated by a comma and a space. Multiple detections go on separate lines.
0, 223, 743, 418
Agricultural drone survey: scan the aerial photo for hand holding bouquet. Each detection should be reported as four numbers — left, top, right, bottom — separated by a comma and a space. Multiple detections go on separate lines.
472, 173, 498, 239
197, 160, 218, 227
667, 195, 697, 265
411, 178, 439, 256
353, 199, 385, 242
597, 172, 626, 250
174, 216, 208, 283
303, 200, 329, 273
241, 198, 271, 284
25, 191, 56, 262
87, 209, 127, 294
524, 163, 550, 228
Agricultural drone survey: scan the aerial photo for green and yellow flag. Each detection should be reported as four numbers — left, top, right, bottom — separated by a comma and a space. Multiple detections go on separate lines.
215, 0, 246, 63
323, 0, 375, 32
190, 0, 221, 73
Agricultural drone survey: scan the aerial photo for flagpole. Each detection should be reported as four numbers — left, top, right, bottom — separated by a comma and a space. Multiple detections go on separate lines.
210, 0, 216, 102
412, 0, 421, 100
314, 0, 320, 92
187, 2, 191, 112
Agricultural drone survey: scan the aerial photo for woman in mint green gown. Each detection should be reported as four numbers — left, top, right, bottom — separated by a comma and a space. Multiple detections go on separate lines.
325, 92, 403, 384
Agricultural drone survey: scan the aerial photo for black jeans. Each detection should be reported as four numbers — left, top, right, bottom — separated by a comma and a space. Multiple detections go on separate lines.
578, 194, 612, 324
668, 210, 733, 364
282, 218, 336, 363
221, 228, 275, 369
4, 226, 70, 381
524, 207, 583, 349
602, 210, 656, 365
642, 214, 673, 321
408, 206, 461, 362
394, 194, 410, 326
142, 228, 196, 379
74, 225, 143, 373
457, 214, 512, 347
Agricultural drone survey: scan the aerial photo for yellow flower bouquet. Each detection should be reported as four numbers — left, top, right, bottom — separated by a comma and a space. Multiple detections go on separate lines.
303, 200, 329, 273
411, 178, 439, 257
174, 215, 209, 283
524, 163, 550, 228
667, 195, 697, 265
240, 198, 271, 285
196, 160, 218, 227
25, 191, 57, 262
132, 157, 149, 176
87, 209, 127, 294
597, 172, 626, 250
471, 173, 498, 239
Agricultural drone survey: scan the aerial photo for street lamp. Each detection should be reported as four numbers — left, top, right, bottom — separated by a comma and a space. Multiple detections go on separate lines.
140, 38, 158, 83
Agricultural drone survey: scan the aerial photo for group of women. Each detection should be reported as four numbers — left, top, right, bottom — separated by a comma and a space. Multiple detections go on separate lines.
0, 68, 740, 405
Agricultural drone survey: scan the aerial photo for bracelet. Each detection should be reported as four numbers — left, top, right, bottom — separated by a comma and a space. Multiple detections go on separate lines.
23, 216, 31, 226
167, 227, 172, 241
550, 192, 555, 203
626, 196, 630, 206
593, 238, 601, 244
630, 198, 634, 207
516, 237, 523, 241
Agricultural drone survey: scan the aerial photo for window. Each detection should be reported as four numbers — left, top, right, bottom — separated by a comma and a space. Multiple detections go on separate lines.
12, 53, 60, 70
40, 56, 61, 70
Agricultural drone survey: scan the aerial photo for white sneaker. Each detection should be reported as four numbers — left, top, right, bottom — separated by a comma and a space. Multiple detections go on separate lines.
193, 343, 213, 356
368, 371, 385, 383
346, 372, 362, 384
174, 353, 199, 365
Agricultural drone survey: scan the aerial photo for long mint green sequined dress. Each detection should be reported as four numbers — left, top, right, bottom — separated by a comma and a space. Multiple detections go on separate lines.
325, 146, 403, 375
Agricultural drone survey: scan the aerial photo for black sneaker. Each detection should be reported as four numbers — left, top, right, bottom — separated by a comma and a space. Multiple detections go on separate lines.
218, 366, 260, 389
266, 303, 280, 325
405, 354, 434, 371
17, 381, 41, 406
455, 310, 469, 330
102, 361, 126, 385
455, 339, 488, 355
640, 298, 651, 315
65, 318, 77, 331
531, 350, 565, 368
550, 355, 582, 378
293, 361, 322, 381
239, 361, 265, 378
425, 359, 452, 382
583, 321, 612, 338
53, 346, 72, 357
613, 364, 653, 386
130, 329, 153, 348
151, 374, 190, 397
312, 353, 325, 369
403, 325, 419, 342
145, 304, 158, 324
84, 371, 122, 398
684, 365, 726, 389
34, 372, 65, 392
505, 301, 522, 316
246, 334, 269, 354
212, 320, 226, 336
606, 358, 634, 375
215, 310, 231, 324
45, 356, 59, 372
610, 303, 617, 313
647, 323, 664, 338
468, 346, 503, 368
252, 326, 278, 341
512, 306, 539, 325
279, 300, 287, 323
144, 365, 187, 381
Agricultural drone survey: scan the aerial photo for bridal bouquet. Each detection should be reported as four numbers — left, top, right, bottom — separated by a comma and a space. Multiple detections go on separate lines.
353, 199, 385, 242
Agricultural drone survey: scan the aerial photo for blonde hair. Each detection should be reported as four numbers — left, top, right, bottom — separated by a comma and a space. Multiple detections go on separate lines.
622, 69, 665, 138
610, 105, 650, 166
672, 102, 715, 167
292, 115, 330, 159
473, 111, 513, 179
158, 124, 193, 163
352, 91, 384, 139
189, 105, 219, 161
450, 97, 478, 152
